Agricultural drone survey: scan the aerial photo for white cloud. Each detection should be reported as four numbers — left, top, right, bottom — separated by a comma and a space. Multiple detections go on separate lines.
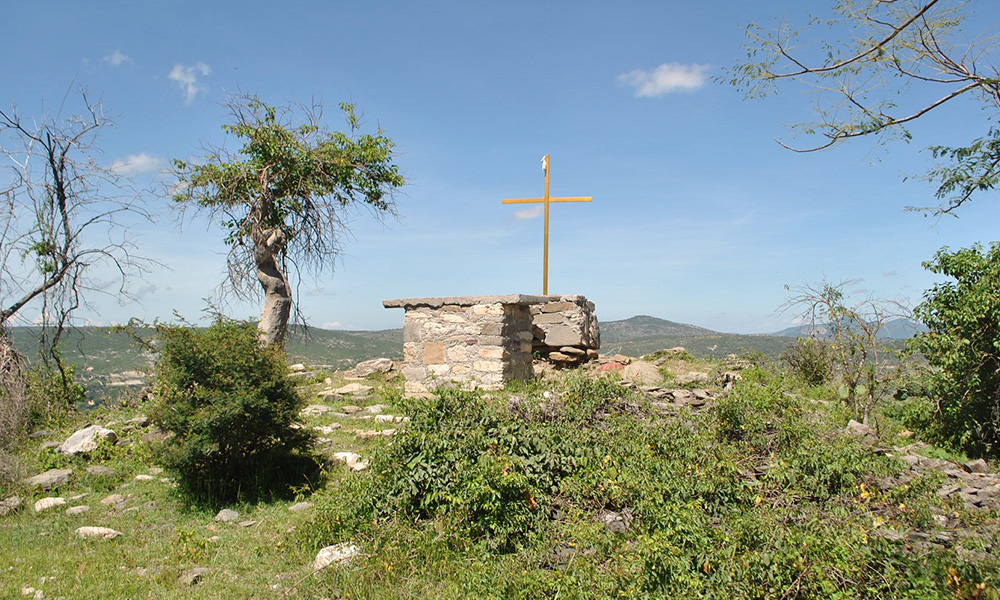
168, 62, 212, 104
513, 206, 544, 220
103, 49, 132, 67
321, 321, 342, 329
617, 63, 710, 97
109, 152, 165, 176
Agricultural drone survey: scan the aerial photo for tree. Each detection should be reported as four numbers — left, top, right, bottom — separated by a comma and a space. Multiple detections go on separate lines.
782, 281, 903, 424
912, 242, 1000, 457
0, 93, 153, 373
172, 94, 405, 346
729, 0, 1000, 214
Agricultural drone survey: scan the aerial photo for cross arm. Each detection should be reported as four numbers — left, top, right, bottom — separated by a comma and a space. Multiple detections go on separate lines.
502, 196, 592, 204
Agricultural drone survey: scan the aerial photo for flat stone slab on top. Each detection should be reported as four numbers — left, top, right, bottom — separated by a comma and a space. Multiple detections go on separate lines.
383, 294, 551, 309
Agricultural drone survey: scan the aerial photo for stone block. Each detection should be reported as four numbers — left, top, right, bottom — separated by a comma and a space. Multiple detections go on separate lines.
480, 322, 503, 336
479, 346, 505, 360
423, 342, 445, 364
428, 364, 451, 377
473, 360, 504, 373
539, 301, 576, 313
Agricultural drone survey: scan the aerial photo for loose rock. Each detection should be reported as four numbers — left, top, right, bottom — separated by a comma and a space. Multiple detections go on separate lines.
59, 425, 117, 456
76, 526, 123, 540
0, 495, 22, 516
313, 543, 360, 571
214, 508, 240, 523
345, 357, 394, 378
33, 497, 66, 512
180, 567, 210, 586
335, 383, 373, 395
332, 451, 369, 471
25, 468, 74, 490
845, 419, 875, 438
100, 494, 125, 506
85, 466, 116, 477
621, 361, 662, 385
963, 459, 990, 474
301, 404, 334, 417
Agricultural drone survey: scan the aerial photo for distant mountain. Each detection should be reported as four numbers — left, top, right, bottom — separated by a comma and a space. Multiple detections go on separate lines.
4, 315, 810, 390
771, 318, 926, 340
3, 326, 402, 400
600, 315, 791, 360
601, 315, 715, 341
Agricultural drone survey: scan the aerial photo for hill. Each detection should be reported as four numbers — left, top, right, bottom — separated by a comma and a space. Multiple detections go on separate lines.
5, 317, 801, 386
600, 315, 792, 359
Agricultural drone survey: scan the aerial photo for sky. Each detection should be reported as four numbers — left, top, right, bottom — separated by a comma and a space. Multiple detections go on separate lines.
3, 1, 1000, 335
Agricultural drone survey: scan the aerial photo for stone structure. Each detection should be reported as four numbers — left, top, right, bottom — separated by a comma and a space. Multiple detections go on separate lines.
384, 295, 545, 396
383, 294, 601, 395
530, 295, 600, 365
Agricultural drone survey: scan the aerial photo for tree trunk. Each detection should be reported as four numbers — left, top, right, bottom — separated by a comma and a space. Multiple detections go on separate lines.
255, 228, 291, 347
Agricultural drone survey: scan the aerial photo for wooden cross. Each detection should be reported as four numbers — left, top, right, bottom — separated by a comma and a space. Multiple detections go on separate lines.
502, 155, 592, 295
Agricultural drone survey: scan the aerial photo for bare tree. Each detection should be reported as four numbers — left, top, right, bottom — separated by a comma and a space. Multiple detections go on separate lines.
172, 93, 405, 347
0, 93, 154, 377
729, 0, 1000, 214
782, 281, 907, 425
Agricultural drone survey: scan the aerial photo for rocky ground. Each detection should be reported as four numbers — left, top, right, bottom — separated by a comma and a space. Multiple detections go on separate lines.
2, 350, 998, 598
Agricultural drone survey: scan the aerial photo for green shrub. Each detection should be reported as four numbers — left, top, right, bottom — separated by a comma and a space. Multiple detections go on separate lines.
912, 242, 1000, 458
25, 364, 85, 425
781, 337, 834, 386
149, 319, 319, 504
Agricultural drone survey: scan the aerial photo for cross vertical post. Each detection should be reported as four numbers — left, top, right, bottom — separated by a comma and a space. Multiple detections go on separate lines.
502, 155, 592, 295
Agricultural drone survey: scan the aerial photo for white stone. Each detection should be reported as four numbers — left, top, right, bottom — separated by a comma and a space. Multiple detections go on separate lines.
301, 405, 333, 417
34, 497, 66, 512
332, 452, 369, 471
66, 505, 91, 515
59, 425, 117, 456
346, 358, 394, 377
76, 526, 123, 540
314, 543, 360, 571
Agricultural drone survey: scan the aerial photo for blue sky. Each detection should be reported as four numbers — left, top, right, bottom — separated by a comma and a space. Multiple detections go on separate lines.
3, 1, 999, 334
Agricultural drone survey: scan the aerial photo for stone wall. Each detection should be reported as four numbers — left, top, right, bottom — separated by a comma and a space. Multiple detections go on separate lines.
530, 295, 600, 365
384, 295, 547, 396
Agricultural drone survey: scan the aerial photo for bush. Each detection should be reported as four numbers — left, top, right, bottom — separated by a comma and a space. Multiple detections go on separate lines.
25, 364, 86, 424
912, 242, 1000, 458
781, 338, 834, 386
149, 319, 318, 504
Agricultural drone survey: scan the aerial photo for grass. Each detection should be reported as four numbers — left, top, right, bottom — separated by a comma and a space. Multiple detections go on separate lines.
2, 357, 999, 599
